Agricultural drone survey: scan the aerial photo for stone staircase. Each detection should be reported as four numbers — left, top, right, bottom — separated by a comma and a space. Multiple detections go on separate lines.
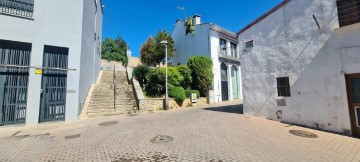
86, 70, 137, 118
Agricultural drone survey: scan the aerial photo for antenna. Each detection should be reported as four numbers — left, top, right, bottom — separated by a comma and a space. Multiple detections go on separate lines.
177, 6, 186, 19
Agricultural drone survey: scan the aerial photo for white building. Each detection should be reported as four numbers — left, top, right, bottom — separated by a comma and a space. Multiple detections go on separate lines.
0, 0, 103, 125
237, 0, 360, 137
172, 15, 243, 103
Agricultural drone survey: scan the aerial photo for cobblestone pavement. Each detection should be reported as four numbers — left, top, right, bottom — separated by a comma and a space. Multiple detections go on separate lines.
1, 100, 360, 161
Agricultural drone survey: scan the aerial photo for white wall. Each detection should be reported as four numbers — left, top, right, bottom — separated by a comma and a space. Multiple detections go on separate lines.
172, 21, 211, 64
238, 0, 360, 133
78, 0, 102, 116
0, 0, 102, 124
172, 21, 243, 102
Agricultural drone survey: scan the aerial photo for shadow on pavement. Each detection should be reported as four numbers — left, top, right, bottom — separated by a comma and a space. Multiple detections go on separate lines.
203, 104, 243, 114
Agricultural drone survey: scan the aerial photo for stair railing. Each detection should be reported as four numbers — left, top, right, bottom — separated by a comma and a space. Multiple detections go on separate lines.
113, 64, 116, 110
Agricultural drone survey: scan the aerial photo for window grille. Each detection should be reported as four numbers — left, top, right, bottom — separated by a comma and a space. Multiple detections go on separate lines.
0, 0, 34, 18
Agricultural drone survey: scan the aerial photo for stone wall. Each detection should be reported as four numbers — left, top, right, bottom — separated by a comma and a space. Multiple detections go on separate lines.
138, 98, 208, 112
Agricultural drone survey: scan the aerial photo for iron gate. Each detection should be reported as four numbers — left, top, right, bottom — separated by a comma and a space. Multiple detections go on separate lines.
0, 40, 31, 125
39, 45, 69, 123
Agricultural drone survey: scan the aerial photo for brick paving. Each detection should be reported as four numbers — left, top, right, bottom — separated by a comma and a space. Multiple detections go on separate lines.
0, 100, 360, 161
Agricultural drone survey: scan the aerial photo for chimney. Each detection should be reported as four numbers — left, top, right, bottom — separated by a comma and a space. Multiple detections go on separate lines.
193, 14, 201, 25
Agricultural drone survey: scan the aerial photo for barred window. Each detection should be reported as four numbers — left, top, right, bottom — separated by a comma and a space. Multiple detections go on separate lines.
277, 77, 291, 97
337, 0, 360, 27
0, 0, 34, 18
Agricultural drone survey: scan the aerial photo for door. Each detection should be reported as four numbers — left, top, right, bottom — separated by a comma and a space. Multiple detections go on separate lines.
0, 40, 31, 125
231, 66, 239, 99
39, 45, 69, 123
221, 63, 229, 101
346, 74, 360, 137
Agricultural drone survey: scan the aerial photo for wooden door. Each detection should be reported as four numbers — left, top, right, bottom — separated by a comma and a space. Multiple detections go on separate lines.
346, 74, 360, 137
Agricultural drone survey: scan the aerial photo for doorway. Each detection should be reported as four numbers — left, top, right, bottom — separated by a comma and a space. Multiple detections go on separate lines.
0, 40, 31, 125
346, 74, 360, 137
231, 66, 239, 99
39, 45, 69, 123
221, 63, 228, 101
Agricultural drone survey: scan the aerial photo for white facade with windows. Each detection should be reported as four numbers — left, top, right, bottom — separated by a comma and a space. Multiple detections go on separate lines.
172, 15, 243, 103
0, 0, 103, 125
238, 0, 360, 136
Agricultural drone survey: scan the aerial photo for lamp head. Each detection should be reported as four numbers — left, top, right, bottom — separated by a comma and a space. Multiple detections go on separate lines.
160, 40, 168, 45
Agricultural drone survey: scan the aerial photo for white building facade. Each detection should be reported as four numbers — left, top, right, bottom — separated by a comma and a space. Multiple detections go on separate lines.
238, 0, 360, 137
172, 15, 243, 103
0, 0, 103, 125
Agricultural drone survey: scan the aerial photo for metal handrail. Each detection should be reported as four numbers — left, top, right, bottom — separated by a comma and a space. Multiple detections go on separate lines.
113, 64, 116, 110
0, 64, 76, 71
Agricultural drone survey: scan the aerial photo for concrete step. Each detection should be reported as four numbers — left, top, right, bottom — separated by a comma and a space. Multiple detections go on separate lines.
86, 70, 137, 118
88, 102, 136, 106
86, 111, 130, 118
87, 107, 136, 112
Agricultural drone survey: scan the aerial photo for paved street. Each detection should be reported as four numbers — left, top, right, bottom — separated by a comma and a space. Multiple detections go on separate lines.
1, 101, 360, 162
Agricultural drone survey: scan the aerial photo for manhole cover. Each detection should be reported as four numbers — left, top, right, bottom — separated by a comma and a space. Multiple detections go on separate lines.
150, 135, 173, 144
289, 130, 318, 138
99, 121, 118, 126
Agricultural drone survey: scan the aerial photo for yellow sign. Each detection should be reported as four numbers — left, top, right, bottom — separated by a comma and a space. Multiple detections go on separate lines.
35, 69, 42, 74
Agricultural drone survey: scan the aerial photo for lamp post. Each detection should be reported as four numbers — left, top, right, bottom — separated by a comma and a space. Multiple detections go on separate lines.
160, 40, 169, 110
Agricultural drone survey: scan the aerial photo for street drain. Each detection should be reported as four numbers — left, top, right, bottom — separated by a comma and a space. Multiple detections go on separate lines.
99, 121, 118, 126
289, 130, 318, 138
65, 134, 80, 140
150, 135, 173, 144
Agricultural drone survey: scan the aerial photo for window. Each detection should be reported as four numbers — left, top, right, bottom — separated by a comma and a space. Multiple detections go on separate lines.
277, 77, 291, 97
219, 38, 227, 55
337, 0, 360, 27
245, 40, 254, 48
230, 42, 237, 58
0, 0, 34, 19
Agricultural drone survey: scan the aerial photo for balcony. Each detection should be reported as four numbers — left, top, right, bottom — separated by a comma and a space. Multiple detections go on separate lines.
0, 0, 34, 19
218, 45, 240, 64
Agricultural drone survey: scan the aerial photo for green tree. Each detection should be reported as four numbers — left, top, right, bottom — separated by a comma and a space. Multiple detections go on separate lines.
160, 67, 183, 86
169, 85, 186, 103
140, 31, 175, 67
133, 64, 149, 88
184, 17, 195, 36
140, 37, 156, 66
154, 30, 176, 66
145, 68, 165, 97
176, 65, 192, 89
101, 37, 128, 66
187, 56, 214, 97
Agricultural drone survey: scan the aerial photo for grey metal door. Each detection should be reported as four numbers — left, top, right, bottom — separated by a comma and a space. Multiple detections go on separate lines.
39, 45, 69, 123
0, 40, 31, 125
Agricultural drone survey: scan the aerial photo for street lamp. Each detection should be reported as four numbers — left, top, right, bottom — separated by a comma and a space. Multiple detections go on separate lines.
160, 40, 169, 110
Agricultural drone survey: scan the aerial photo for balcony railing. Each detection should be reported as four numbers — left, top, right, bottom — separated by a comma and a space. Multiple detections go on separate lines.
337, 0, 360, 27
0, 0, 34, 19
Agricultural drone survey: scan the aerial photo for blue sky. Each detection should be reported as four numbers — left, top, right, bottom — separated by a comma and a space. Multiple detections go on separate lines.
102, 0, 284, 57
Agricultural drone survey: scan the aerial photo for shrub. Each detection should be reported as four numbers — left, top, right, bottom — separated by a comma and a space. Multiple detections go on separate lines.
145, 68, 165, 97
133, 64, 149, 88
187, 56, 214, 97
169, 85, 186, 102
176, 65, 192, 89
185, 89, 200, 98
160, 67, 184, 86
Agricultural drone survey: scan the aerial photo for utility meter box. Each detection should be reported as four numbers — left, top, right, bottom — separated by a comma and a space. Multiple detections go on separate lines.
191, 93, 197, 106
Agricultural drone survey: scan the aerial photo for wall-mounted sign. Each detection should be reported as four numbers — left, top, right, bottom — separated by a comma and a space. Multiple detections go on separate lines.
35, 68, 42, 75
